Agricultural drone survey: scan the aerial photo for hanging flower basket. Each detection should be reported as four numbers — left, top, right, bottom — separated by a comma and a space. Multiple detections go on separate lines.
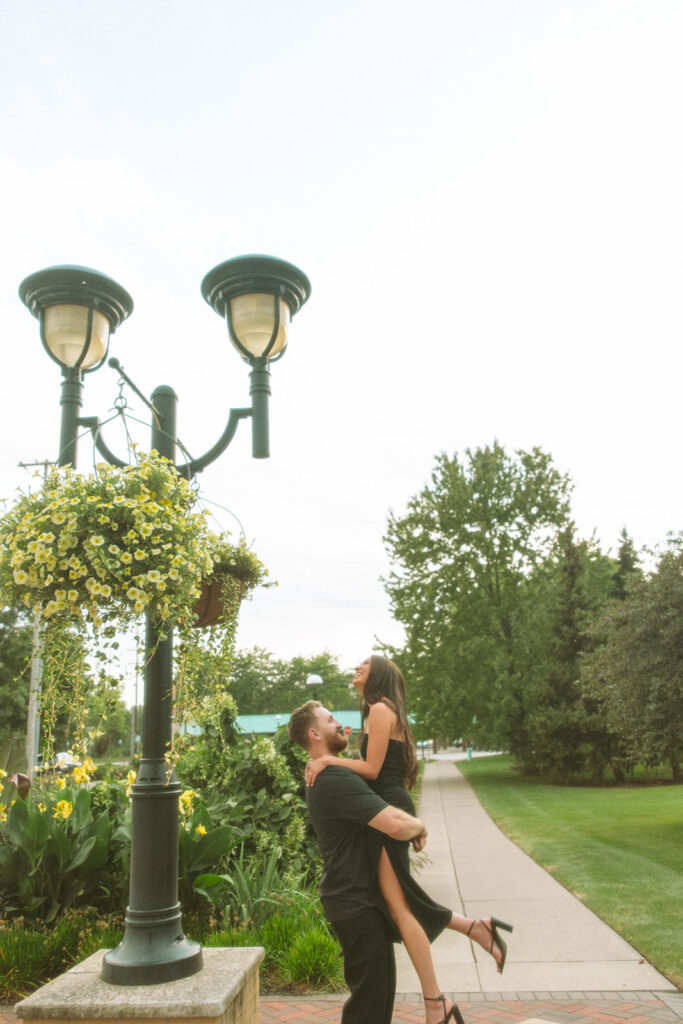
0, 451, 213, 629
191, 535, 269, 628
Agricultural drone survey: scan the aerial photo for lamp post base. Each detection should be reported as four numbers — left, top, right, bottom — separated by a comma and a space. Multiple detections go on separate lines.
101, 910, 202, 985
18, 947, 262, 1024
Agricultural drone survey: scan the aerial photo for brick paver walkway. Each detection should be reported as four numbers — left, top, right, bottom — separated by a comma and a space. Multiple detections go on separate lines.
7, 992, 683, 1024
257, 993, 682, 1023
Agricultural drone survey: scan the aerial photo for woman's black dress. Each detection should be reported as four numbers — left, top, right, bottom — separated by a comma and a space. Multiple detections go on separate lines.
361, 735, 452, 943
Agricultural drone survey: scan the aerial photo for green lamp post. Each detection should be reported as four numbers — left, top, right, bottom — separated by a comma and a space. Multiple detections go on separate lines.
18, 255, 311, 985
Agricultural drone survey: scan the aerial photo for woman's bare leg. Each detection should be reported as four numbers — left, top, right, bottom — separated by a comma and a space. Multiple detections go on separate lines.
377, 849, 454, 1024
447, 914, 503, 970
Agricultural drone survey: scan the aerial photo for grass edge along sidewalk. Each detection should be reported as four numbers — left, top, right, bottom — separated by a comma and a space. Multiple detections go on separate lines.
458, 754, 683, 990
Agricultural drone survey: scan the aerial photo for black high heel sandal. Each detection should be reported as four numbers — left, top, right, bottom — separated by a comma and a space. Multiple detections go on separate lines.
424, 993, 465, 1024
467, 916, 514, 974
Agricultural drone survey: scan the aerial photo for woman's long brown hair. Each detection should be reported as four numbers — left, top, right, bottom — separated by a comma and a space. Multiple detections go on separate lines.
361, 654, 418, 790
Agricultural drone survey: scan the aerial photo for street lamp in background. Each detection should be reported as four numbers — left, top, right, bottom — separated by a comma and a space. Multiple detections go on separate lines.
18, 256, 310, 986
306, 673, 323, 701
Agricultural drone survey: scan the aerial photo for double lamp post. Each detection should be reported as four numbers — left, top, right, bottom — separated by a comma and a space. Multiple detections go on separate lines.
18, 255, 310, 985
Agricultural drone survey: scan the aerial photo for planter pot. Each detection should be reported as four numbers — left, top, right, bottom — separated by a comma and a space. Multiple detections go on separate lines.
192, 576, 245, 627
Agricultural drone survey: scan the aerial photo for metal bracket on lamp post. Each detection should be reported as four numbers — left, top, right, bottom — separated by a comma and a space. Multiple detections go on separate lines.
18, 256, 310, 987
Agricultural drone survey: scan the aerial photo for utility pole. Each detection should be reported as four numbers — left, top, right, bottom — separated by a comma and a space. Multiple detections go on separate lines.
20, 460, 52, 775
129, 636, 141, 759
25, 609, 43, 775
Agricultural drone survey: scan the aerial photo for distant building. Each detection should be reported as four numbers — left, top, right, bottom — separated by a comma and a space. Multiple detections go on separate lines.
236, 711, 362, 737
177, 710, 362, 739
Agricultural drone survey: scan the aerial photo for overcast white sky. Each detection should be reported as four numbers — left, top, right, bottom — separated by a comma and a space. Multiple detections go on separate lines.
1, 1, 682, 698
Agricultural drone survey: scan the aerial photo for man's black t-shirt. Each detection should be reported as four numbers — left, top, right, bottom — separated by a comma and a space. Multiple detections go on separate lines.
305, 764, 388, 922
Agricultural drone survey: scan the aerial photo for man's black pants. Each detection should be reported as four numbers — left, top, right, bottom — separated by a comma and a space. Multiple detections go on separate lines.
331, 908, 396, 1024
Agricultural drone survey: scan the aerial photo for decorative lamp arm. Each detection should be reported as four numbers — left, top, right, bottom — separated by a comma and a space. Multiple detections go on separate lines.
176, 407, 253, 479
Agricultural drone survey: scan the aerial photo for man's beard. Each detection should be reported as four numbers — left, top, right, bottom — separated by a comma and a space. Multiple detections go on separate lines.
329, 731, 348, 755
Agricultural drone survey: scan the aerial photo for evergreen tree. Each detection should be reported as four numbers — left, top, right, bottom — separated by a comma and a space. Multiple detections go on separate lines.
522, 527, 615, 779
582, 539, 683, 781
612, 527, 641, 600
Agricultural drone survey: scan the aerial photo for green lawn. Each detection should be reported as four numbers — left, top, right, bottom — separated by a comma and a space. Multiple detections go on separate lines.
457, 755, 683, 988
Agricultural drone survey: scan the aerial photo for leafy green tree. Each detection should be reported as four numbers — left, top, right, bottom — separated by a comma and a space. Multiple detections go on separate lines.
0, 608, 35, 747
228, 648, 356, 715
384, 442, 572, 749
273, 653, 357, 713
581, 540, 683, 781
227, 647, 280, 714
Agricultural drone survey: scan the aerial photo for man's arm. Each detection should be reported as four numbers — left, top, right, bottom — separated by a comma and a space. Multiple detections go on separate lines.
367, 805, 427, 849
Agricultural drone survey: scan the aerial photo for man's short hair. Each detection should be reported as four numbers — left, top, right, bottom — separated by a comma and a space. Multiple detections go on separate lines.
288, 700, 321, 750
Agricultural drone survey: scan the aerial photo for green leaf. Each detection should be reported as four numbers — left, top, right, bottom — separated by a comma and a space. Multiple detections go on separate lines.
43, 898, 60, 923
93, 812, 112, 843
188, 826, 241, 873
192, 872, 228, 890
8, 798, 29, 848
44, 826, 71, 873
79, 834, 108, 872
67, 835, 96, 871
0, 844, 29, 887
22, 813, 50, 860
72, 788, 92, 832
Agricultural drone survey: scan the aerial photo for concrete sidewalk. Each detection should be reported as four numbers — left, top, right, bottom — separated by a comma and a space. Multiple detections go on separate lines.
395, 757, 677, 996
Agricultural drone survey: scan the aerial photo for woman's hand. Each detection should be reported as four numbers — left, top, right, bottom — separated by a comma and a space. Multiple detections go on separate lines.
411, 826, 428, 853
305, 755, 334, 786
